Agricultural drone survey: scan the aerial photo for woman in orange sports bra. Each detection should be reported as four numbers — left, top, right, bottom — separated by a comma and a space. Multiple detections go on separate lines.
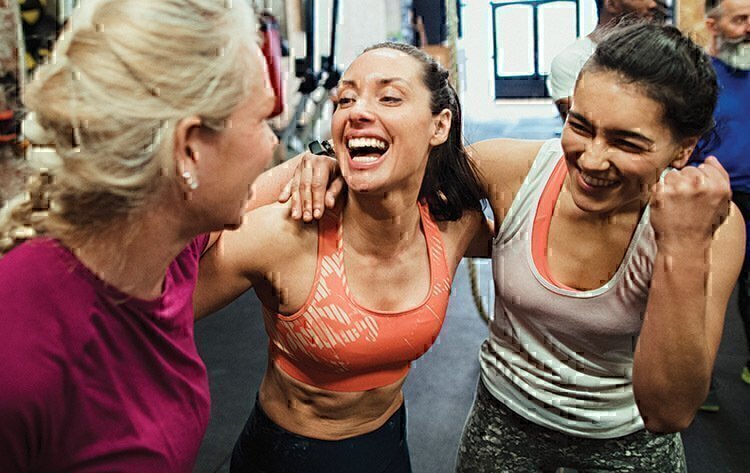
194, 42, 492, 473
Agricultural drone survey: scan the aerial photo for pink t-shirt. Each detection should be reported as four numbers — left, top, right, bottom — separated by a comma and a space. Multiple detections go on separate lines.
0, 236, 211, 473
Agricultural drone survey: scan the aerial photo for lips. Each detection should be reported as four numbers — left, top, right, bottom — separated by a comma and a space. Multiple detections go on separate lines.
580, 172, 618, 188
345, 135, 391, 170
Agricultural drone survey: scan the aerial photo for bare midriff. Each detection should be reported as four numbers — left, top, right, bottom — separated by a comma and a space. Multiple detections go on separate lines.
258, 360, 405, 440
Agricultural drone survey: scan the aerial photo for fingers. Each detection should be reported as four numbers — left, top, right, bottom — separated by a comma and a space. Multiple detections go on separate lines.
280, 151, 341, 221
289, 171, 303, 220
279, 180, 292, 203
326, 177, 346, 209
699, 156, 730, 185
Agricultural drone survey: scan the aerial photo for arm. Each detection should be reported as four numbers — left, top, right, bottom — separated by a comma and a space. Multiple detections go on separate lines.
467, 138, 542, 226
633, 158, 744, 432
194, 204, 293, 319
248, 151, 339, 216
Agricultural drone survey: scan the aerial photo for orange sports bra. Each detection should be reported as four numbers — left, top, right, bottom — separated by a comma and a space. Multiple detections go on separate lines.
263, 202, 453, 392
532, 156, 578, 291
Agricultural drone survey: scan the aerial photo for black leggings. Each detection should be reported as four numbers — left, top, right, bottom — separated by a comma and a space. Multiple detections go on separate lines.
230, 397, 412, 473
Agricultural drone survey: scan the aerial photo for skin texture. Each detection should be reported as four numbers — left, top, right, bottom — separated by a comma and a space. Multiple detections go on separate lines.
194, 49, 488, 440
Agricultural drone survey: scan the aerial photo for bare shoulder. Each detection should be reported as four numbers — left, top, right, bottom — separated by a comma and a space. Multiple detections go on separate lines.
467, 138, 545, 222
221, 202, 318, 276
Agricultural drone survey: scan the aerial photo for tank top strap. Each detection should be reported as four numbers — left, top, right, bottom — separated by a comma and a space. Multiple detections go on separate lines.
317, 206, 344, 261
417, 201, 451, 282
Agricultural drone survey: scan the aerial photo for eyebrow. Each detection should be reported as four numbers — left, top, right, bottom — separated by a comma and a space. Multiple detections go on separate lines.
338, 77, 410, 89
568, 111, 655, 146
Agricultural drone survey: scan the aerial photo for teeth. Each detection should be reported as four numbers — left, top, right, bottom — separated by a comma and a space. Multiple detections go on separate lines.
348, 137, 387, 149
582, 173, 617, 187
352, 156, 379, 163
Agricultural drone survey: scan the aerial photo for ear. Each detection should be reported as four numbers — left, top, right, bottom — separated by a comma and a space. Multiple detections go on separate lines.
173, 116, 203, 179
705, 16, 718, 36
670, 137, 699, 169
604, 0, 621, 15
429, 109, 452, 147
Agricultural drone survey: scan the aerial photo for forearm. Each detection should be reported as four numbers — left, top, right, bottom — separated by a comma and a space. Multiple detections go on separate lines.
633, 245, 712, 432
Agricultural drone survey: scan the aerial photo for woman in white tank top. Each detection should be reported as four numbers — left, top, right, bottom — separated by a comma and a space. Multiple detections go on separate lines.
286, 23, 744, 473
453, 23, 743, 472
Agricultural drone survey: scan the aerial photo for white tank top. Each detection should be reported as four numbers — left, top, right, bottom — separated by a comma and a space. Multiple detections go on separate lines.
480, 139, 657, 438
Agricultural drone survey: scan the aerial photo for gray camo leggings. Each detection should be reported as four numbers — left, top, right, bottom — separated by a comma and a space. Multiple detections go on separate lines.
455, 380, 687, 473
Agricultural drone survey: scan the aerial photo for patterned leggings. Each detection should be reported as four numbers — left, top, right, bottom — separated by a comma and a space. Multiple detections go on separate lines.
455, 380, 687, 473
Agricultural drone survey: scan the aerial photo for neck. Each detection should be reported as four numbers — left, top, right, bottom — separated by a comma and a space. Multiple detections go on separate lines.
69, 210, 194, 300
343, 189, 424, 258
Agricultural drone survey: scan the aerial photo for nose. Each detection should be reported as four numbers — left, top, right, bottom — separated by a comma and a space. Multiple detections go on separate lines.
578, 139, 611, 172
348, 99, 376, 125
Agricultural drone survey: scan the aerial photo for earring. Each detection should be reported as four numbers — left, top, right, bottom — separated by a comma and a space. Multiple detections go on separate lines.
182, 171, 199, 190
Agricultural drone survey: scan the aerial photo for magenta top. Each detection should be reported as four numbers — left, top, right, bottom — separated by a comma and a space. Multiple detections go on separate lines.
0, 235, 211, 473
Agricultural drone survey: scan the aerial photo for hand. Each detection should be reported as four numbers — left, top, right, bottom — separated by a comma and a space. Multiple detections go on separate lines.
278, 151, 345, 222
649, 156, 732, 253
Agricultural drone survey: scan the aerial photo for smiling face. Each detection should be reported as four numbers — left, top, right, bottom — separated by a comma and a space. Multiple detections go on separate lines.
561, 70, 695, 216
331, 48, 448, 196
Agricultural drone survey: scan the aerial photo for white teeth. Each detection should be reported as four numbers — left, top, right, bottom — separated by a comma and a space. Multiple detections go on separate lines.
347, 137, 387, 149
582, 173, 618, 187
352, 156, 379, 163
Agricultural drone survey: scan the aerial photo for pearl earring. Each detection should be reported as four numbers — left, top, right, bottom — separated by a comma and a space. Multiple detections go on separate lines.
182, 171, 199, 190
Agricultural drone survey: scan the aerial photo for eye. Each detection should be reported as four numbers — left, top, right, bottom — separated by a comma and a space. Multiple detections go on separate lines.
567, 120, 590, 135
381, 96, 402, 104
337, 96, 355, 107
614, 140, 645, 153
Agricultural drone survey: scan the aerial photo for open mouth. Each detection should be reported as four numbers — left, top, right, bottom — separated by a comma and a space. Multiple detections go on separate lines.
580, 171, 619, 189
347, 137, 390, 164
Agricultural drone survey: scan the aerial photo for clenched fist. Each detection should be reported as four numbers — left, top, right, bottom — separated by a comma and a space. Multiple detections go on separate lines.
649, 156, 732, 253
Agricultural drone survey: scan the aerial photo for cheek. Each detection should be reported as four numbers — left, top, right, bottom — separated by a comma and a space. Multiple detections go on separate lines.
560, 126, 582, 153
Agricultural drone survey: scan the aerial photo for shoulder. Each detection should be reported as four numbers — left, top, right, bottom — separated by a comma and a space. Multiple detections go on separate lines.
468, 138, 544, 174
469, 138, 545, 192
212, 202, 318, 276
0, 242, 80, 422
0, 239, 92, 311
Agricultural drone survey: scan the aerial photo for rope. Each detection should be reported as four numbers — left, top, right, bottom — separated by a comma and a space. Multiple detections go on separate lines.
467, 258, 491, 324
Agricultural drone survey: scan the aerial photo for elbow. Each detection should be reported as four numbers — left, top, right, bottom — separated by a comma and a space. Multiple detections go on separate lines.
635, 389, 700, 433
641, 411, 695, 434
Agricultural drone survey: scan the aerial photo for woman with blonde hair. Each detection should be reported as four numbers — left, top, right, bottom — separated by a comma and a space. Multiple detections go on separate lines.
0, 0, 278, 471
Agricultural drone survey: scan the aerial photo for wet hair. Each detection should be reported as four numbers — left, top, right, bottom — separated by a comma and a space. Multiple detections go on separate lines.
581, 22, 718, 143
362, 42, 487, 221
0, 0, 260, 255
